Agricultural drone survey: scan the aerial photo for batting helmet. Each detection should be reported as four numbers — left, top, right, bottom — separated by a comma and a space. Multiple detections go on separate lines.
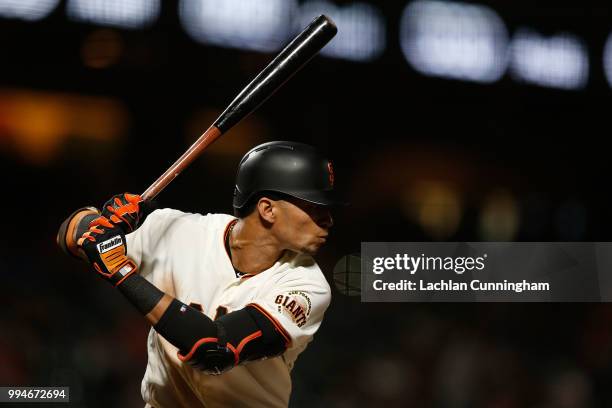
233, 141, 342, 209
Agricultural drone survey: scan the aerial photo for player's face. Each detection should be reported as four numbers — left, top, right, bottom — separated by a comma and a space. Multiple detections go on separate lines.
274, 198, 333, 255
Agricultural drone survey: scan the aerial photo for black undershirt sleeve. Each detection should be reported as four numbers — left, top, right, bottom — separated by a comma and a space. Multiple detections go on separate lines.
117, 273, 164, 315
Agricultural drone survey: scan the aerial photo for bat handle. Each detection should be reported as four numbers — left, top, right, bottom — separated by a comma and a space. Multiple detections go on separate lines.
141, 126, 223, 201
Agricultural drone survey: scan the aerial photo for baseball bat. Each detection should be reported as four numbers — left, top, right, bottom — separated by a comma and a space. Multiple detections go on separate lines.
141, 14, 337, 201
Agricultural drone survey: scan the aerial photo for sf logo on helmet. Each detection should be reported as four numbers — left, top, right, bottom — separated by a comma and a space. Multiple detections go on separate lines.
327, 162, 335, 188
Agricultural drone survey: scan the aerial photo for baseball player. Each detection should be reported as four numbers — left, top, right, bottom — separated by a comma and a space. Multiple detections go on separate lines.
62, 141, 341, 407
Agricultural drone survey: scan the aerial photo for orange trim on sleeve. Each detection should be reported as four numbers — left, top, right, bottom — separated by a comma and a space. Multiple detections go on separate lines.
227, 330, 262, 365
177, 337, 218, 362
247, 303, 292, 347
226, 342, 239, 365
236, 330, 262, 355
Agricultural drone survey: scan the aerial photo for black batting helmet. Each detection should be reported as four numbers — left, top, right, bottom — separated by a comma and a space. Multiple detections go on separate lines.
233, 141, 342, 210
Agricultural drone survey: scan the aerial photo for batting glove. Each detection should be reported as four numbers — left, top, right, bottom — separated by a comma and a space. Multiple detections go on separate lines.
101, 193, 143, 234
78, 216, 138, 286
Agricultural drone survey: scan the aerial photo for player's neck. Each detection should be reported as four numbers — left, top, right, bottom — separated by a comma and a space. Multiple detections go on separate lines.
229, 218, 284, 275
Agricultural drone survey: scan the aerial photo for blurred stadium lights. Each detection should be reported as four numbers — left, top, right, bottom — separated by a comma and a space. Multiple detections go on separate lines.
66, 0, 160, 29
399, 0, 509, 83
179, 0, 297, 52
298, 1, 386, 62
603, 32, 612, 88
81, 29, 123, 69
478, 189, 519, 240
0, 90, 128, 164
510, 29, 589, 90
0, 0, 60, 21
0, 0, 606, 92
403, 181, 463, 240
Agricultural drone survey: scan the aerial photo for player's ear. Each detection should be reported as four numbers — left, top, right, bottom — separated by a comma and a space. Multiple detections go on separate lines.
256, 197, 276, 224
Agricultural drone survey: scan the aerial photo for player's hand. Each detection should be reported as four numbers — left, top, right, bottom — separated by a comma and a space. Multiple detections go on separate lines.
101, 193, 143, 234
78, 216, 138, 286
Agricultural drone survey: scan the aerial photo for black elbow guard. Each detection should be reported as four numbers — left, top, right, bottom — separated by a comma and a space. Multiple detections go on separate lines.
179, 335, 236, 375
217, 306, 288, 363
154, 301, 289, 375
154, 299, 235, 375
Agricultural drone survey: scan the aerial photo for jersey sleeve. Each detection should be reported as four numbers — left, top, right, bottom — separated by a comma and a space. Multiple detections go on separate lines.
247, 265, 331, 351
125, 208, 183, 282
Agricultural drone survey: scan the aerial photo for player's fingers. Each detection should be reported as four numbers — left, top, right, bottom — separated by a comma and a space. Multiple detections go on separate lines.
125, 193, 142, 204
113, 213, 134, 231
107, 203, 138, 217
90, 216, 114, 229
79, 232, 95, 244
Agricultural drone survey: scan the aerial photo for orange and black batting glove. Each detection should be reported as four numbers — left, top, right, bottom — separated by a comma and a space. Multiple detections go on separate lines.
101, 193, 143, 234
78, 216, 138, 287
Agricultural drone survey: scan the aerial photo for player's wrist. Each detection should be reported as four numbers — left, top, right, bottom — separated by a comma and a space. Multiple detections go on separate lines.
106, 259, 138, 287
90, 253, 138, 286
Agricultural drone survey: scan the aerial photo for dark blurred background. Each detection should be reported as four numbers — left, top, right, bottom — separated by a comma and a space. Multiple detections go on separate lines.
2, 0, 612, 406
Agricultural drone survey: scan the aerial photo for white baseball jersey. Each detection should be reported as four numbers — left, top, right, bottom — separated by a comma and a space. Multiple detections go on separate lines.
126, 208, 331, 408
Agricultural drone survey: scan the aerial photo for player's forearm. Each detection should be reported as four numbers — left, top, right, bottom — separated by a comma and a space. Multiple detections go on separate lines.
116, 273, 219, 352
146, 294, 174, 325
116, 273, 172, 325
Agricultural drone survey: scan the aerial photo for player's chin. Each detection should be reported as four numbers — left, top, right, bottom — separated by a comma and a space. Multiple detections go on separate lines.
301, 240, 326, 255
